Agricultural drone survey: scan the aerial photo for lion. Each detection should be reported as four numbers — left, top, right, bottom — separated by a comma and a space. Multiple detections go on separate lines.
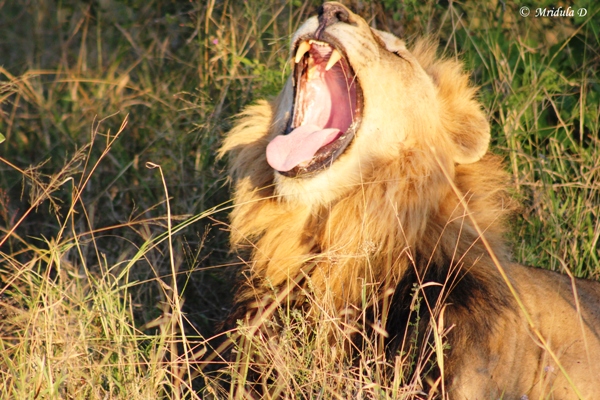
218, 2, 600, 398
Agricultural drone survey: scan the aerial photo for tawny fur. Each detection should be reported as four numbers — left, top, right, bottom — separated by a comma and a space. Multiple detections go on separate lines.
219, 3, 600, 398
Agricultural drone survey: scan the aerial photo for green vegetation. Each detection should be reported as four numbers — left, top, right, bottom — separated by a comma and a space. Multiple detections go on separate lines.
0, 0, 598, 398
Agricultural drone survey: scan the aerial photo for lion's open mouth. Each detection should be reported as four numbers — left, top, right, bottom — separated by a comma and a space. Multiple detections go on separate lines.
266, 38, 362, 177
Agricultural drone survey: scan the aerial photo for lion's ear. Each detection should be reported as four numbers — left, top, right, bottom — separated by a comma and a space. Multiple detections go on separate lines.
445, 106, 490, 164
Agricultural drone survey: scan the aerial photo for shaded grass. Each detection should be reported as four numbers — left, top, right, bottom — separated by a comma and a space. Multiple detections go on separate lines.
0, 0, 599, 398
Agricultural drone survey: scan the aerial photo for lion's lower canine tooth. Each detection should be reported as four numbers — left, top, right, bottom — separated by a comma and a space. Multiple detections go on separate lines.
295, 41, 310, 63
325, 49, 342, 71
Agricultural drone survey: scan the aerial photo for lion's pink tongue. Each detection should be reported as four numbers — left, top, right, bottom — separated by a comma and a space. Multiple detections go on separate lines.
266, 125, 340, 172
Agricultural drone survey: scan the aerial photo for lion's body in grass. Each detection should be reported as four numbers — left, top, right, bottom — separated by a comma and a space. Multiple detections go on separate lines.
220, 3, 600, 398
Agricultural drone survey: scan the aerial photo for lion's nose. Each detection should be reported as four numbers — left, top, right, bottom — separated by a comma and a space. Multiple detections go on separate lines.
319, 2, 350, 24
315, 2, 350, 39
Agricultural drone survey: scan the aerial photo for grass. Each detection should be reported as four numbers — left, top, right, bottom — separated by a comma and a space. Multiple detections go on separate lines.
0, 0, 599, 398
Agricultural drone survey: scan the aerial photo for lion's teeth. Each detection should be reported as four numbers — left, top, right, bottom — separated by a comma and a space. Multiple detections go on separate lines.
325, 49, 342, 71
308, 39, 329, 46
295, 41, 310, 63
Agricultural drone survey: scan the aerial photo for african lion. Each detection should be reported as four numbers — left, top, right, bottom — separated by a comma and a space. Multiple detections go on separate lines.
219, 2, 600, 398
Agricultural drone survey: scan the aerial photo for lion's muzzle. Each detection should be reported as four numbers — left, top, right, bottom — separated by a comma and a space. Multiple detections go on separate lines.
265, 3, 362, 178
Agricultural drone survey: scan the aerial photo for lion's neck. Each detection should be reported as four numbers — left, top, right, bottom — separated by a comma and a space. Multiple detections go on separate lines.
234, 153, 514, 314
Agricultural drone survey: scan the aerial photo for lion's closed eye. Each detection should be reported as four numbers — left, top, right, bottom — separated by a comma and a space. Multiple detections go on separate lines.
370, 28, 407, 56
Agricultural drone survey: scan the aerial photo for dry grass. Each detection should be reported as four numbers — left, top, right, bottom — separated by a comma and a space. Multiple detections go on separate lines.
0, 1, 599, 398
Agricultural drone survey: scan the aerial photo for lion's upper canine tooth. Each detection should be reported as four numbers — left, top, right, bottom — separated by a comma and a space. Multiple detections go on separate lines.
325, 49, 343, 71
295, 41, 310, 63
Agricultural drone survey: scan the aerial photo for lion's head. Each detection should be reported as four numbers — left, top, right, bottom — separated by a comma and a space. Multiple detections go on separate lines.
255, 2, 491, 205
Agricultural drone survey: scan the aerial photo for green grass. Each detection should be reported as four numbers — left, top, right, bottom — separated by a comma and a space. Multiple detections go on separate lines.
0, 0, 599, 398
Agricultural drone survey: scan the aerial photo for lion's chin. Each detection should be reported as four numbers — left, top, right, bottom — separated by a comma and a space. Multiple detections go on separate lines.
272, 151, 365, 206
266, 38, 362, 178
